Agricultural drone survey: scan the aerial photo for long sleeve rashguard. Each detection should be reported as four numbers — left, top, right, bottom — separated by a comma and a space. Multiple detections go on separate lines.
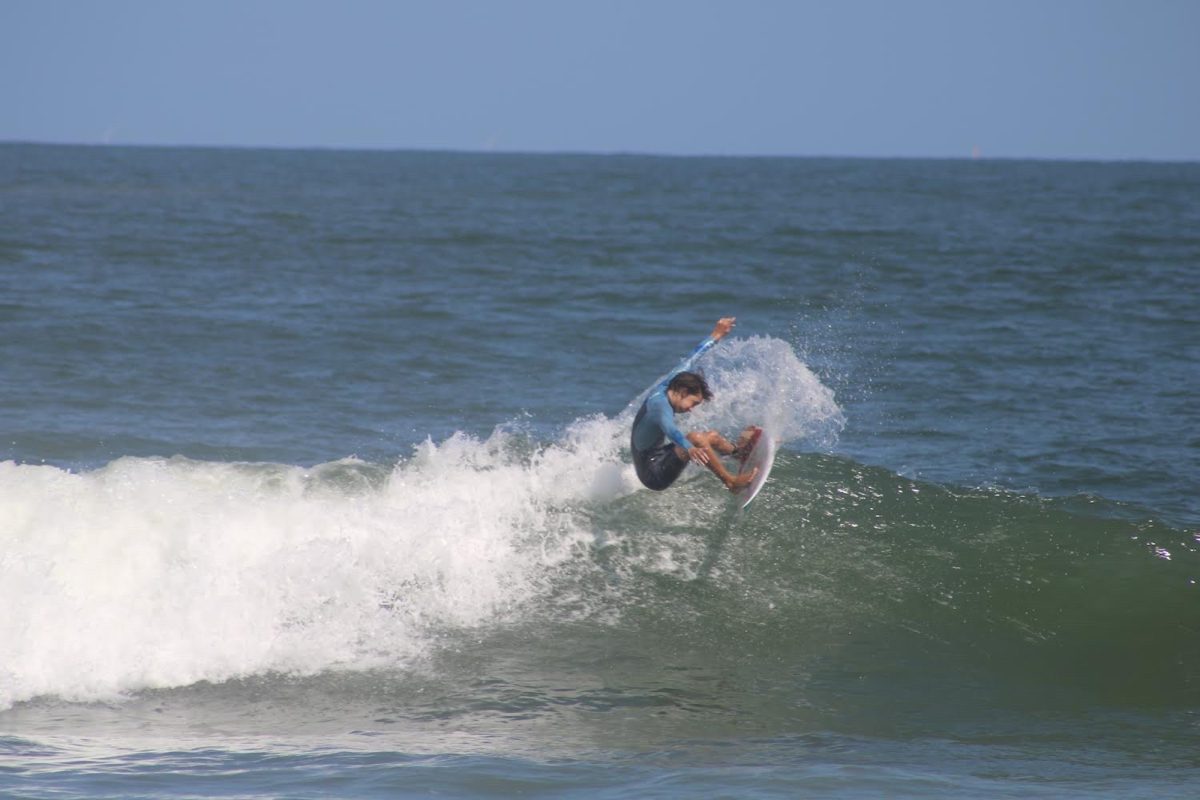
630, 336, 717, 454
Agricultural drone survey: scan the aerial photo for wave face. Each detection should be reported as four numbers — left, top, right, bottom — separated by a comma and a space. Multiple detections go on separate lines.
2, 337, 1195, 732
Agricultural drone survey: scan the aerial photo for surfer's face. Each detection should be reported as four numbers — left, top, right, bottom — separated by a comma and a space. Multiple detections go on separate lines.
668, 389, 704, 414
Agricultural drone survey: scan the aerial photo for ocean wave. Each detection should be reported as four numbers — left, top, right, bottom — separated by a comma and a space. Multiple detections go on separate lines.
0, 336, 839, 709
2, 338, 1194, 713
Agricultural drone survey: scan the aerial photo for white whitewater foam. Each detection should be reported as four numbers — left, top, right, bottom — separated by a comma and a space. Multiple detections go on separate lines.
0, 428, 618, 709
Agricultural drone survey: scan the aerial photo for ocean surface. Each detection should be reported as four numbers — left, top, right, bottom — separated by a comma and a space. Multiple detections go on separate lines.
1, 143, 1197, 798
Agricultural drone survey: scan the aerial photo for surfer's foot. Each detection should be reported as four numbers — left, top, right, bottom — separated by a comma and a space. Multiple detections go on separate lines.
732, 426, 762, 463
726, 468, 758, 492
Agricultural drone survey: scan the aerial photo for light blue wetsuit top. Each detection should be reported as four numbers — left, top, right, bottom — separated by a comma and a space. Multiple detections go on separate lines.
630, 336, 718, 454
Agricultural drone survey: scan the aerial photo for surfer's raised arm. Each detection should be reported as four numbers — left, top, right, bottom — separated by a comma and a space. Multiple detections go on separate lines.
667, 317, 737, 383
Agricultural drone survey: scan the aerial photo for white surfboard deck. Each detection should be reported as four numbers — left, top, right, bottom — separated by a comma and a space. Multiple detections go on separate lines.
735, 429, 776, 510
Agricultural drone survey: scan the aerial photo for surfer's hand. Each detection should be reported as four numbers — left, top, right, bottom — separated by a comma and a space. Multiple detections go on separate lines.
687, 447, 710, 466
711, 317, 736, 341
728, 467, 758, 492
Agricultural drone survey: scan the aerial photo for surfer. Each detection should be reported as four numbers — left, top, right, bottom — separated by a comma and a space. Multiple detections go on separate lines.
631, 317, 758, 493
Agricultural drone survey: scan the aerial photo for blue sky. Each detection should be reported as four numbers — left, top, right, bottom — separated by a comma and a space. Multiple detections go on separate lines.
3, 0, 1197, 160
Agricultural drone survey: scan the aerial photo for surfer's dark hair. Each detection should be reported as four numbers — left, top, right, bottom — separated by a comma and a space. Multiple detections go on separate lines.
668, 371, 713, 400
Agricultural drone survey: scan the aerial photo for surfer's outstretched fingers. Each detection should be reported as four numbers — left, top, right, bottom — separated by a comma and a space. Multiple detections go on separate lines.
711, 317, 736, 341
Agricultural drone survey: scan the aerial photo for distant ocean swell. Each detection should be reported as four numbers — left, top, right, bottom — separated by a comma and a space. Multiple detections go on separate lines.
2, 337, 1195, 715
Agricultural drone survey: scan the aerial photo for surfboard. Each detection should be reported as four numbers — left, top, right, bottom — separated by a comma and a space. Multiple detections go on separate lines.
735, 426, 775, 510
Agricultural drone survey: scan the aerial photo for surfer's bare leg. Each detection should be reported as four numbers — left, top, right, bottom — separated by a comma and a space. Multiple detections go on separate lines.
691, 429, 737, 455
679, 431, 756, 492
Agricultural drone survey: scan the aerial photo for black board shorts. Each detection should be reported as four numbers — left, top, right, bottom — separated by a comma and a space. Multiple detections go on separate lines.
633, 442, 688, 491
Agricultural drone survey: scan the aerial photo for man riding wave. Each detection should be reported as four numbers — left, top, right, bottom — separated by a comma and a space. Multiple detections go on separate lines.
630, 317, 758, 493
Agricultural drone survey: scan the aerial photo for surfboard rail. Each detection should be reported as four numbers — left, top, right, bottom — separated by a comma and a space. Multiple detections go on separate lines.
735, 428, 775, 509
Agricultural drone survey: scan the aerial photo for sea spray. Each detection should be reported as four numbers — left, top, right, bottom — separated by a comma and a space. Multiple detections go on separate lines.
686, 335, 845, 448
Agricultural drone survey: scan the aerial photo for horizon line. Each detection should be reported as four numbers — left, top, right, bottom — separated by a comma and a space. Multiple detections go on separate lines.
2, 138, 1198, 166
